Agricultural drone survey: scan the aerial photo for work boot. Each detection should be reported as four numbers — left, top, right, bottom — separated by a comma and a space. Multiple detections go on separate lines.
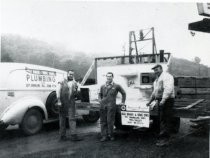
158, 131, 170, 140
109, 136, 115, 141
70, 134, 83, 141
156, 139, 169, 147
59, 135, 69, 142
100, 136, 109, 142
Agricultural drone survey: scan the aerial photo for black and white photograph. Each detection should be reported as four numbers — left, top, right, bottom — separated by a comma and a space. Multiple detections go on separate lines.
0, 0, 210, 158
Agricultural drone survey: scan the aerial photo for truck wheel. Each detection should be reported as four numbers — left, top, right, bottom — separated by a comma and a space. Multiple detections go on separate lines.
114, 111, 131, 130
46, 92, 59, 118
150, 116, 160, 132
82, 111, 100, 123
151, 116, 180, 133
0, 124, 8, 131
171, 117, 180, 133
20, 109, 43, 135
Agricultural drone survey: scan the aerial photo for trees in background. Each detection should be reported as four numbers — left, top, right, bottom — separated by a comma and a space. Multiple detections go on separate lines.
1, 34, 94, 80
168, 56, 210, 77
1, 34, 210, 79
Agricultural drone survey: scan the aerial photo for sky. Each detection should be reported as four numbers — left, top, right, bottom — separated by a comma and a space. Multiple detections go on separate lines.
1, 0, 210, 66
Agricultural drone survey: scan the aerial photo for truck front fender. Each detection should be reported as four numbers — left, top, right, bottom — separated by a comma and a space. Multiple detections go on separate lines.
1, 96, 48, 125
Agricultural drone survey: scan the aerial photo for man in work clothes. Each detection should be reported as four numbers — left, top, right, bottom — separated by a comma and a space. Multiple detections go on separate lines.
56, 70, 82, 141
147, 64, 175, 146
98, 72, 126, 142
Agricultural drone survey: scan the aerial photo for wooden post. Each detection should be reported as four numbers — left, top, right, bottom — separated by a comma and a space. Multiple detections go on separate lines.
152, 27, 155, 55
129, 31, 133, 64
95, 59, 98, 84
81, 60, 95, 86
160, 50, 164, 63
132, 32, 139, 63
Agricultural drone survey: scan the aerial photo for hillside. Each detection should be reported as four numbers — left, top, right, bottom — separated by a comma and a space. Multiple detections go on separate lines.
1, 34, 95, 80
169, 57, 210, 77
1, 34, 210, 80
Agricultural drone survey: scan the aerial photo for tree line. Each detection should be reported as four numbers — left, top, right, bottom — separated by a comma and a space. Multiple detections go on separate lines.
1, 34, 96, 80
1, 34, 210, 80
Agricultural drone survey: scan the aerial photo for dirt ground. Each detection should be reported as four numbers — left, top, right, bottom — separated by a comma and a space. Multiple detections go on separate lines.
0, 118, 209, 158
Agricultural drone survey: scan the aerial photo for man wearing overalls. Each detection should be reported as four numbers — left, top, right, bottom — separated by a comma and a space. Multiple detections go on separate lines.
56, 70, 82, 141
98, 72, 126, 142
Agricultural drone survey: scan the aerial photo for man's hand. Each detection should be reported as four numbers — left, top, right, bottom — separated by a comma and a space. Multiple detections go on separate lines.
146, 102, 151, 107
98, 99, 102, 104
120, 102, 125, 106
159, 99, 166, 106
57, 100, 62, 107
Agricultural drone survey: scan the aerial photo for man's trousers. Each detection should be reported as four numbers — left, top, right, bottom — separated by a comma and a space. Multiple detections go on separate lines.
59, 103, 76, 137
159, 98, 174, 139
100, 105, 117, 137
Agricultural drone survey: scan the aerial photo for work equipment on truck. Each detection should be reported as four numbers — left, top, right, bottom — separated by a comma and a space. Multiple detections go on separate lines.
81, 28, 210, 132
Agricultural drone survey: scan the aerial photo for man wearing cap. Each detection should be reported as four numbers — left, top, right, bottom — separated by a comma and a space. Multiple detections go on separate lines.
147, 64, 175, 146
98, 72, 126, 142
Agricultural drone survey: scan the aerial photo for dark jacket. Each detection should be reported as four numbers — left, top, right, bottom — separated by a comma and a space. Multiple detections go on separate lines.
60, 79, 77, 107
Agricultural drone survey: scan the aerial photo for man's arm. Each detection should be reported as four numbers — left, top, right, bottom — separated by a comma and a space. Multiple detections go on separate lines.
118, 85, 126, 104
160, 73, 174, 105
74, 81, 78, 97
147, 93, 155, 106
56, 82, 62, 106
98, 85, 103, 102
146, 82, 156, 106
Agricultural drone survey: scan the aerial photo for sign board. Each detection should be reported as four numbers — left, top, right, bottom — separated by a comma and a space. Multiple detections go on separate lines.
121, 111, 150, 128
197, 3, 210, 17
7, 67, 65, 90
25, 68, 57, 89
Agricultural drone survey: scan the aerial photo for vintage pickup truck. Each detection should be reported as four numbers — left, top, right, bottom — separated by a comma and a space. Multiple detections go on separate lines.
83, 52, 210, 132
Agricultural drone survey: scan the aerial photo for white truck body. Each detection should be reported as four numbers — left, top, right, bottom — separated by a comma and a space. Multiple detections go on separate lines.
90, 53, 171, 128
97, 62, 169, 127
97, 63, 168, 106
0, 63, 65, 125
0, 62, 100, 135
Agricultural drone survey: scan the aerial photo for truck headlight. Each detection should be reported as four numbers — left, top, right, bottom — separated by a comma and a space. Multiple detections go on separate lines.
121, 105, 126, 111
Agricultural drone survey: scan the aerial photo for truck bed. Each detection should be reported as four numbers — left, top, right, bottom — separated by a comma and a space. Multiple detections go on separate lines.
150, 98, 210, 118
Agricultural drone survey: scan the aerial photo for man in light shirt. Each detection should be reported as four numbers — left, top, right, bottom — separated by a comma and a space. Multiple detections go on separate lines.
147, 64, 175, 146
56, 70, 82, 141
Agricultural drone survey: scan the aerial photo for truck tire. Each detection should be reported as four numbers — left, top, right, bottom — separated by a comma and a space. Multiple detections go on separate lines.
82, 111, 100, 123
0, 124, 8, 131
171, 117, 180, 133
46, 92, 59, 118
20, 109, 43, 135
150, 116, 160, 132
